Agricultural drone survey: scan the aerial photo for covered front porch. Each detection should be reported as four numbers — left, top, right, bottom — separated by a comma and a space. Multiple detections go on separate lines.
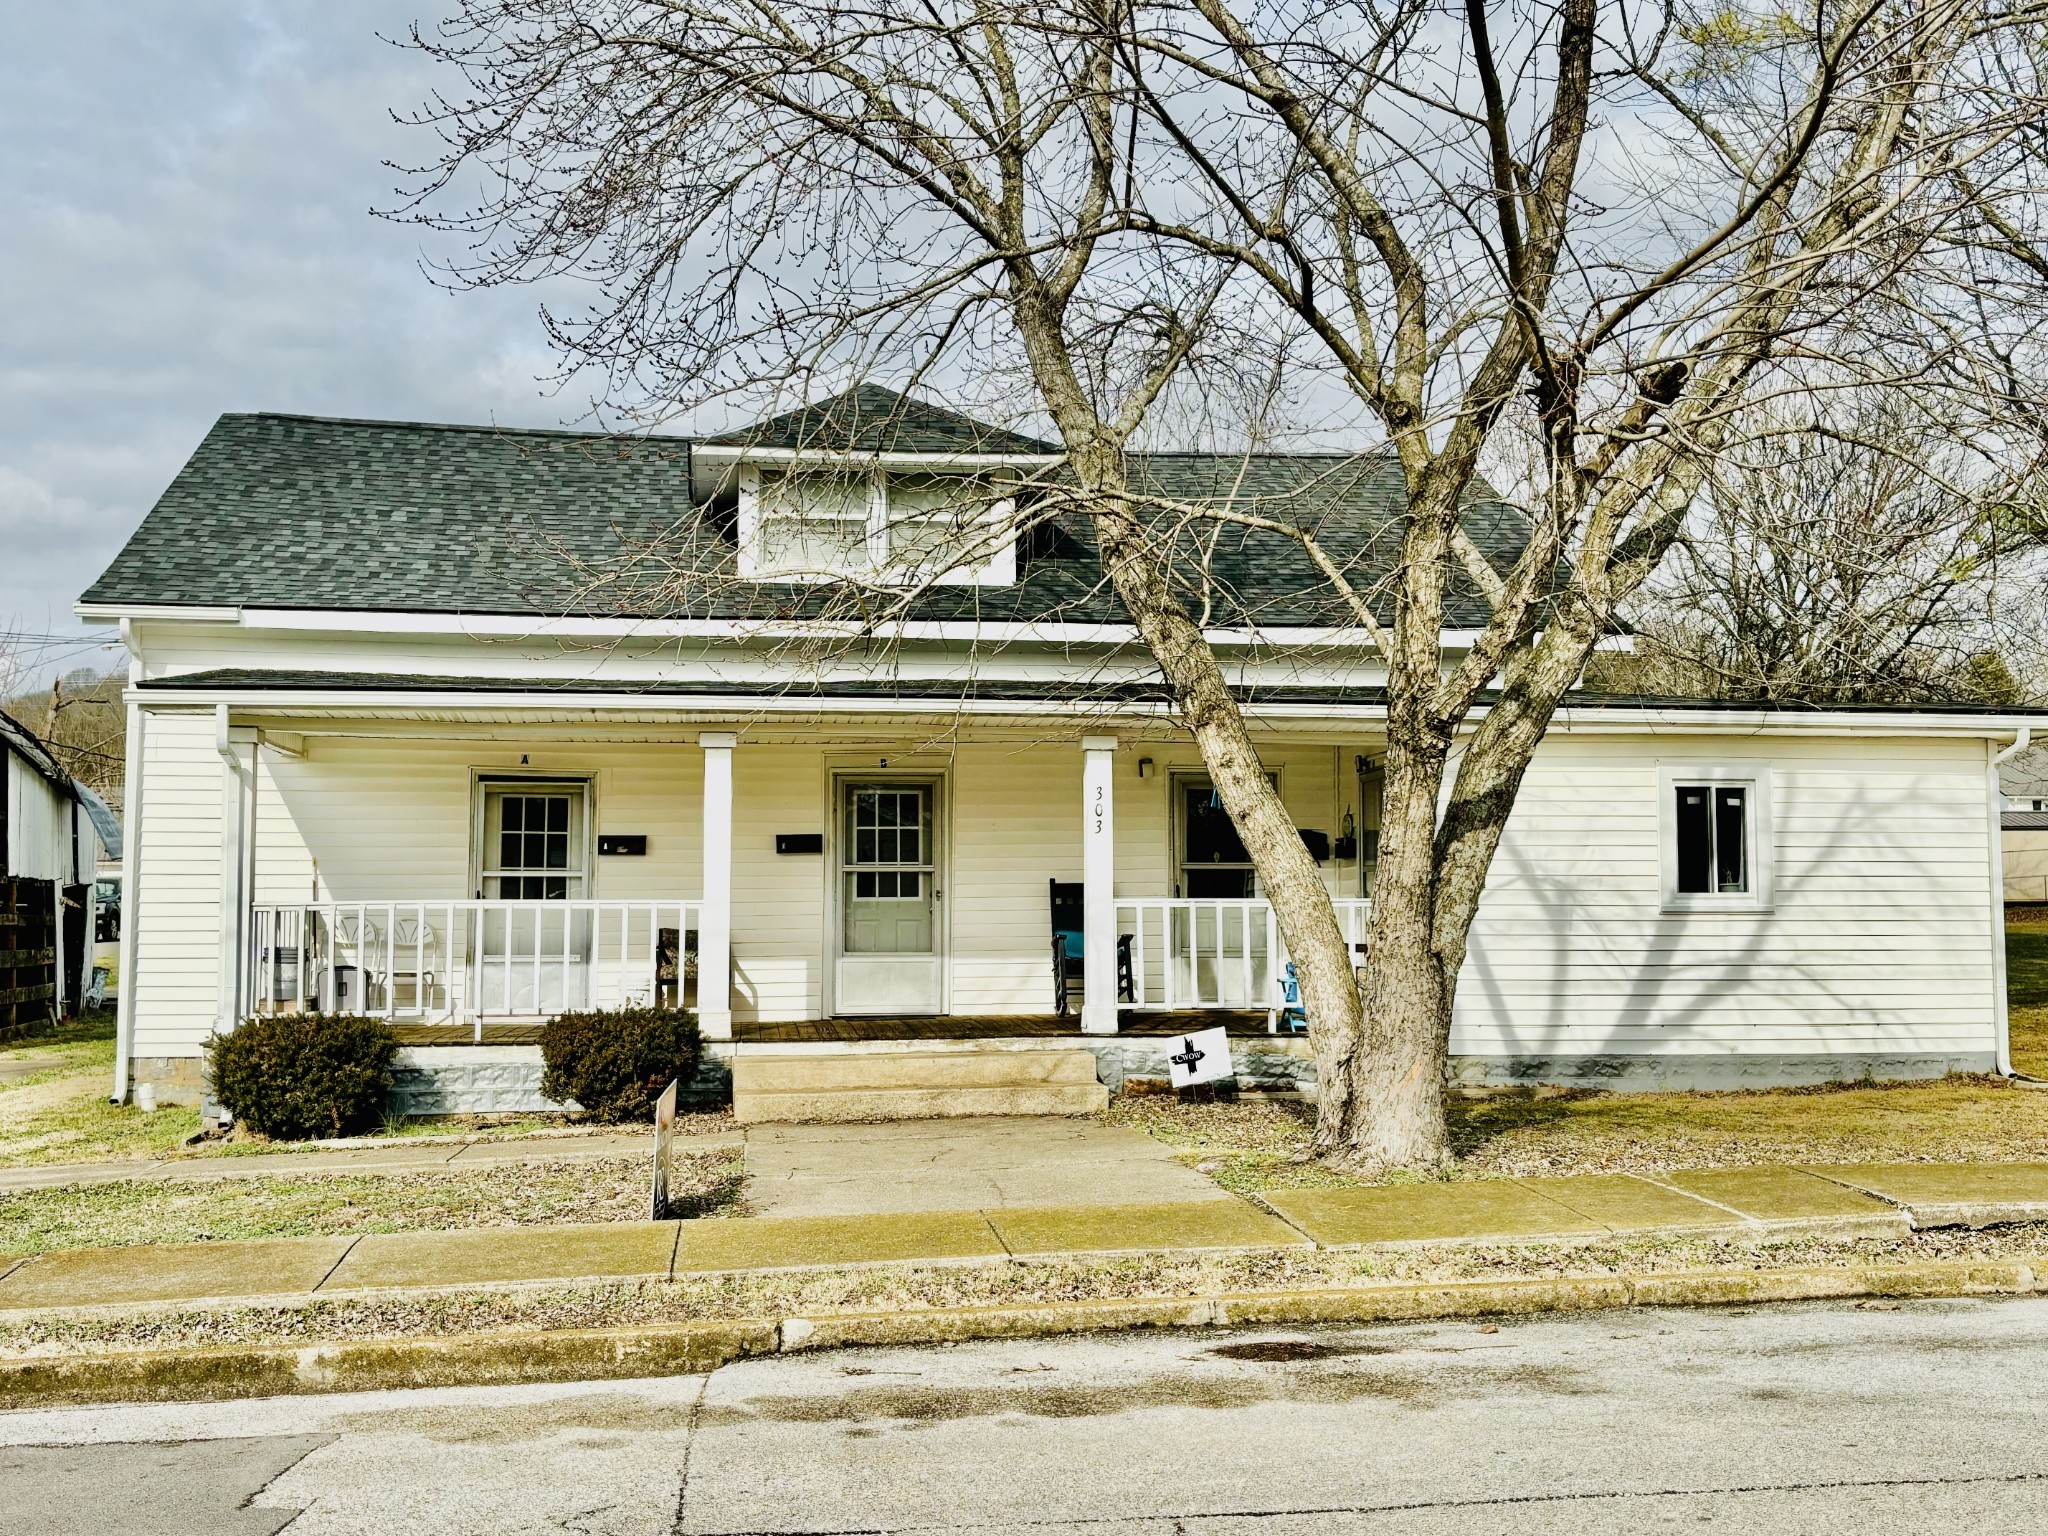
200, 694, 1383, 1051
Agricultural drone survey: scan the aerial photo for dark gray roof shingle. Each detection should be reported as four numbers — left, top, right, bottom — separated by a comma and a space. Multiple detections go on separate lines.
83, 405, 1525, 628
701, 384, 1059, 456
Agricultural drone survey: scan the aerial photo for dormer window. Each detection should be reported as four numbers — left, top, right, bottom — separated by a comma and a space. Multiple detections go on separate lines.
736, 462, 1018, 585
756, 471, 872, 575
884, 473, 993, 574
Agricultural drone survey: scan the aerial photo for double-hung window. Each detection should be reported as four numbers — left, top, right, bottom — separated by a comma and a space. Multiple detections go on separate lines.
754, 470, 873, 575
1659, 764, 1772, 911
478, 779, 590, 899
884, 472, 985, 575
739, 463, 1016, 583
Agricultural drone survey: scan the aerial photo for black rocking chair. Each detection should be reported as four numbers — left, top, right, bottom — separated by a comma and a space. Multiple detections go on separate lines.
1051, 879, 1136, 1017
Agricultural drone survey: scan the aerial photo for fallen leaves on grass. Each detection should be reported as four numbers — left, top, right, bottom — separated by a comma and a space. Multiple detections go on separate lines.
0, 1151, 744, 1256
1110, 1073, 2048, 1190
6, 1223, 2046, 1358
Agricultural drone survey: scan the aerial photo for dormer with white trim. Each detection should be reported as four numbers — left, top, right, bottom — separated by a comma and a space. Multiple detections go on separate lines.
693, 385, 1061, 586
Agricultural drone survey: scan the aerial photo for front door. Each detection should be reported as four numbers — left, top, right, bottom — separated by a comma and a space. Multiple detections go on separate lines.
834, 779, 943, 1015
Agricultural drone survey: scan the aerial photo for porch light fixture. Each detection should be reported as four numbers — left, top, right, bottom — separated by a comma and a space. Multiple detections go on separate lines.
1137, 757, 1153, 778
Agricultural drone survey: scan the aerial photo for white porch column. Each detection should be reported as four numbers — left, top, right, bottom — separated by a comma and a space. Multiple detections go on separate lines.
1081, 734, 1118, 1034
214, 707, 257, 1033
698, 732, 736, 1040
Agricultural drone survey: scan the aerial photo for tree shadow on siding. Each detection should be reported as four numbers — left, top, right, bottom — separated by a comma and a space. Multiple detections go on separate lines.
1461, 766, 1990, 1073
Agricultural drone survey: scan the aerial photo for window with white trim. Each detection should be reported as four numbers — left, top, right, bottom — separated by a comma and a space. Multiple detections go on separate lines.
1659, 764, 1772, 911
755, 470, 874, 575
884, 472, 992, 574
738, 463, 1016, 583
477, 779, 590, 899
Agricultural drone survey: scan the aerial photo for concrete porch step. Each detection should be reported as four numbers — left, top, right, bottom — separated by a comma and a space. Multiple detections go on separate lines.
732, 1048, 1108, 1123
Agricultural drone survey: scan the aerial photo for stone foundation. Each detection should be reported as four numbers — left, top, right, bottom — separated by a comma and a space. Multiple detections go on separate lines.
129, 1039, 1999, 1115
130, 1055, 208, 1108
1444, 1051, 1998, 1092
1090, 1042, 1998, 1096
1087, 1038, 1316, 1094
390, 1044, 735, 1117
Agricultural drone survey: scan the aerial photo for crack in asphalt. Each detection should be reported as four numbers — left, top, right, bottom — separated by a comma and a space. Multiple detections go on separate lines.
670, 1367, 717, 1536
676, 1468, 2048, 1534
240, 1434, 334, 1534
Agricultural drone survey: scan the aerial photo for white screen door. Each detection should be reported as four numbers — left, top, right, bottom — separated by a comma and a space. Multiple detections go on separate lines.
835, 780, 942, 1015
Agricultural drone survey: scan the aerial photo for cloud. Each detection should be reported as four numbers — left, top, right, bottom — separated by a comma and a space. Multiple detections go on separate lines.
0, 2, 591, 653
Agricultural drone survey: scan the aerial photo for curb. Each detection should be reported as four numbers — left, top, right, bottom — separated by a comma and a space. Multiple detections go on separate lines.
0, 1319, 774, 1408
3, 1257, 2040, 1410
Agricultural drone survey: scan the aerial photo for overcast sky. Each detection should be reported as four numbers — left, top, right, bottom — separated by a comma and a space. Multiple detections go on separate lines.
0, 3, 592, 677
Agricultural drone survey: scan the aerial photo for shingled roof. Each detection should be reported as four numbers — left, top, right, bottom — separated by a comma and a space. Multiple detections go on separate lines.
701, 384, 1059, 456
82, 397, 1527, 629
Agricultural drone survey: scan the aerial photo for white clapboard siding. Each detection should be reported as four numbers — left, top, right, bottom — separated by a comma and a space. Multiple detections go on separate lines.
137, 624, 1393, 694
130, 709, 224, 1055
730, 745, 824, 1022
948, 743, 1082, 1014
129, 718, 2003, 1063
1451, 733, 1998, 1059
252, 735, 703, 904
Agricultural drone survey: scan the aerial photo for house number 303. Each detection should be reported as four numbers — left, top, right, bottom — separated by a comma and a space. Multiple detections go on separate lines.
1093, 785, 1105, 833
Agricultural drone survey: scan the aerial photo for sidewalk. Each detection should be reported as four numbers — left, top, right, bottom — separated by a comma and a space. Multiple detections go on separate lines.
0, 1129, 723, 1194
5, 1160, 2047, 1316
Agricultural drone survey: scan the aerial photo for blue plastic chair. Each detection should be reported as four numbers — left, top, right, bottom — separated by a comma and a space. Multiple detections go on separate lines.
1276, 961, 1309, 1033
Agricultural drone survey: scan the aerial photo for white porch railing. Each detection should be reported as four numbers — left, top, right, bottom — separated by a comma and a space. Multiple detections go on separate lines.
1117, 897, 1370, 1015
248, 901, 702, 1039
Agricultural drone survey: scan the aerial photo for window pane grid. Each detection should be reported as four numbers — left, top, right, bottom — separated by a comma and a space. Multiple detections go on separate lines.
482, 786, 584, 900
844, 787, 931, 869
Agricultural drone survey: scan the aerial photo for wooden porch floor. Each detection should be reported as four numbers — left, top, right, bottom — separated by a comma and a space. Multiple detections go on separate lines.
387, 1011, 1272, 1047
732, 1010, 1271, 1044
388, 1022, 545, 1046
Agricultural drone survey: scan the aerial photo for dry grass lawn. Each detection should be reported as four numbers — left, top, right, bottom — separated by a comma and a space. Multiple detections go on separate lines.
1112, 930, 2048, 1191
6, 1222, 2047, 1359
0, 1149, 744, 1257
0, 1015, 199, 1168
0, 1011, 733, 1168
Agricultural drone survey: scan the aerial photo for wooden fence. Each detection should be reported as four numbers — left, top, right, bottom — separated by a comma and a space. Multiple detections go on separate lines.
0, 876, 57, 1039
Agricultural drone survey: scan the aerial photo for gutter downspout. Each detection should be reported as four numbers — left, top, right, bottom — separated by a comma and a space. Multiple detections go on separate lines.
111, 619, 142, 1103
1990, 726, 2031, 1079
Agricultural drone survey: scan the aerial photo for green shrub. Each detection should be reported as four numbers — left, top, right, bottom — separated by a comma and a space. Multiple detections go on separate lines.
207, 1014, 400, 1141
539, 1007, 701, 1121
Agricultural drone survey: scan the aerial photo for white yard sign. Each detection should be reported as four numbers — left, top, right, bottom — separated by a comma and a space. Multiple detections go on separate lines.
1167, 1026, 1233, 1089
650, 1078, 678, 1219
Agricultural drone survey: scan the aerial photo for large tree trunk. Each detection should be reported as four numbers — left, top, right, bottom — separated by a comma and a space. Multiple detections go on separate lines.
1329, 725, 1457, 1168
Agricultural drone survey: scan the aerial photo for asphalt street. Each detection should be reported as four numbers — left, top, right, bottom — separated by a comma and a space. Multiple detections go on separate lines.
4, 1296, 2047, 1533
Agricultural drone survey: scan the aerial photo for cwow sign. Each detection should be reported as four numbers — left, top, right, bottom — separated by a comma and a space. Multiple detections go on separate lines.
1167, 1026, 1233, 1089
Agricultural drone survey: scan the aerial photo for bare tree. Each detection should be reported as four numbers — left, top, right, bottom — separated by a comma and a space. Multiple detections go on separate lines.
0, 631, 125, 798
1596, 393, 2047, 704
392, 0, 2048, 1167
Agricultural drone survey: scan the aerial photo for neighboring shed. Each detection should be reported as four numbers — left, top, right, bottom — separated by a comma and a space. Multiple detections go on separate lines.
2005, 809, 2048, 903
1, 709, 105, 1033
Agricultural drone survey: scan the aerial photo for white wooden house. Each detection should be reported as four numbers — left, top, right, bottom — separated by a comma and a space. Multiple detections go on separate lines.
79, 388, 2038, 1112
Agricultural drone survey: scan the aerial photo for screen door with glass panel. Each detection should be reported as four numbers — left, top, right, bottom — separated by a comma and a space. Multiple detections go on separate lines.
835, 780, 942, 1015
476, 781, 591, 1014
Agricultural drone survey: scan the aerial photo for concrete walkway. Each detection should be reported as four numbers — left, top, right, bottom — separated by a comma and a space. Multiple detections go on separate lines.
0, 1130, 725, 1195
743, 1117, 1233, 1217
3, 1160, 2047, 1317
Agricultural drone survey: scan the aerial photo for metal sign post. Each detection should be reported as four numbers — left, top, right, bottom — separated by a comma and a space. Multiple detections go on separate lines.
650, 1078, 678, 1219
